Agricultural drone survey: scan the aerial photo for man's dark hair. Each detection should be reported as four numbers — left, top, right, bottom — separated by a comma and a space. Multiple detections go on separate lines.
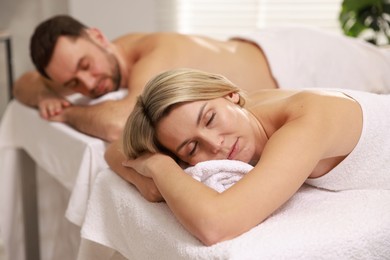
30, 15, 88, 79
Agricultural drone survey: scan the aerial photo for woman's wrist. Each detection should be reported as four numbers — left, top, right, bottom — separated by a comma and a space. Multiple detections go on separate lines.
148, 154, 177, 178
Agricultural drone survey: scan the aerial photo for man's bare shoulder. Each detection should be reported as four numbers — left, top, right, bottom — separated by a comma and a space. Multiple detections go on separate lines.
114, 32, 194, 43
112, 33, 150, 45
113, 32, 198, 54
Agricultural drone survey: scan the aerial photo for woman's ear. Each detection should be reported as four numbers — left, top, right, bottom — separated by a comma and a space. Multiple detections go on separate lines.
225, 92, 240, 104
85, 28, 110, 48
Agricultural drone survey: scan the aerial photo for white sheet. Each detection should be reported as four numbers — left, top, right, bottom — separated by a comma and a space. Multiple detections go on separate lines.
233, 26, 390, 94
82, 168, 390, 259
0, 100, 109, 225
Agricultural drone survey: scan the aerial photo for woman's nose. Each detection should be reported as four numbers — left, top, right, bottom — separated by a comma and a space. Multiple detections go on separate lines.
203, 132, 223, 154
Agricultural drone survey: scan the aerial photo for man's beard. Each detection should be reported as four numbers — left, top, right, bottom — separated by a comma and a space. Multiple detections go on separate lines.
92, 52, 122, 98
105, 52, 121, 92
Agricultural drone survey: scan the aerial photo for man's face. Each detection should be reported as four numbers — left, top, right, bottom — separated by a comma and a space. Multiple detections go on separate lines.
45, 35, 121, 98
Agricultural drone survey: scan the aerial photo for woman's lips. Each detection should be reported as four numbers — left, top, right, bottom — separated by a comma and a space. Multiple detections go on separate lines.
227, 138, 239, 160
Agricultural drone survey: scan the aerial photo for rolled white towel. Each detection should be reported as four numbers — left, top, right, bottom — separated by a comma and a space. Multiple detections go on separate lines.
184, 160, 253, 193
66, 89, 129, 105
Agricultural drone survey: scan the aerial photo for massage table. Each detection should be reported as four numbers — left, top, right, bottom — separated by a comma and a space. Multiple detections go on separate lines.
0, 100, 111, 259
81, 166, 390, 259
1, 94, 390, 260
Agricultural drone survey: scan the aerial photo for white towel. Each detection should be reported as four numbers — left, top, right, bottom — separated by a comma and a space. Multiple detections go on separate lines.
305, 89, 390, 191
66, 89, 128, 105
184, 160, 253, 192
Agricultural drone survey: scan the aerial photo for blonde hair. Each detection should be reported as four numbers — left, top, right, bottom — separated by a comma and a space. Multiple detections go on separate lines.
122, 68, 246, 159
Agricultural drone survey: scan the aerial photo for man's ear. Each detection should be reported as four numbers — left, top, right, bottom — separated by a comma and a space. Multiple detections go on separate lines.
225, 92, 240, 104
85, 28, 110, 48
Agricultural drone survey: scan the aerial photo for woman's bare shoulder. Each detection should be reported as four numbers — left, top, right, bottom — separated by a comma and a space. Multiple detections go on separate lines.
248, 89, 357, 110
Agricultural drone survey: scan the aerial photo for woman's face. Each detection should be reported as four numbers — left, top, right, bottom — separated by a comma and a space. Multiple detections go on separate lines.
156, 94, 261, 166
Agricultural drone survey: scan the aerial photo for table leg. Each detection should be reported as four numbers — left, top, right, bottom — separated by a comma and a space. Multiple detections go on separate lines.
5, 37, 14, 100
20, 150, 41, 260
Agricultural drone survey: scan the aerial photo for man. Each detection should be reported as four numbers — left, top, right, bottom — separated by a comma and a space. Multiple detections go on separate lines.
14, 15, 390, 142
14, 15, 276, 142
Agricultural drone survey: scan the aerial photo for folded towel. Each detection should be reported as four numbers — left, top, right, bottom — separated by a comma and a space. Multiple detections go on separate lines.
184, 160, 253, 192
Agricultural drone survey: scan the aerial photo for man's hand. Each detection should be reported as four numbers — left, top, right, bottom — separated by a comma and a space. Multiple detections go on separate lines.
37, 86, 71, 120
13, 70, 74, 110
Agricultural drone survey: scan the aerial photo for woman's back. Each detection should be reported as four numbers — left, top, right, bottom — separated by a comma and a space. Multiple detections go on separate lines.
247, 89, 363, 179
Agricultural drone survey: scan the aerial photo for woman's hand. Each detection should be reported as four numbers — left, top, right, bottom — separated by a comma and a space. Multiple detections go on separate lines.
135, 175, 164, 202
105, 141, 164, 202
122, 153, 176, 178
122, 153, 175, 202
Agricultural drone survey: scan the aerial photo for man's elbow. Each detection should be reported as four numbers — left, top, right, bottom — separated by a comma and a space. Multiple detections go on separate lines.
12, 71, 42, 106
12, 74, 29, 102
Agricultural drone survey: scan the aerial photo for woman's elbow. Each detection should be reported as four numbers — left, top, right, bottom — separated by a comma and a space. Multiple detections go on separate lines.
199, 233, 223, 246
192, 211, 238, 246
197, 224, 236, 246
104, 121, 124, 142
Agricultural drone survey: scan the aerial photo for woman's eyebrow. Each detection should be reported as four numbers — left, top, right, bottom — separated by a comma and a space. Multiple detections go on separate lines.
175, 102, 208, 153
196, 102, 207, 125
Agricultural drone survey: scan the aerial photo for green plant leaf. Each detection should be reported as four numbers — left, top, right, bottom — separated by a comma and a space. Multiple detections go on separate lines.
342, 0, 382, 10
339, 0, 390, 45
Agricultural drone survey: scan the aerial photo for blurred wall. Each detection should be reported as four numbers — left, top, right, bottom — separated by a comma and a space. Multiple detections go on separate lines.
69, 0, 157, 40
0, 0, 69, 117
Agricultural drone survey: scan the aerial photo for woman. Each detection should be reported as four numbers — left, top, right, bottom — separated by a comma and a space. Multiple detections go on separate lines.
121, 68, 390, 245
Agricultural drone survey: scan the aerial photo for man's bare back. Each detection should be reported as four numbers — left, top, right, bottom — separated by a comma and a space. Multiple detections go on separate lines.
114, 32, 277, 95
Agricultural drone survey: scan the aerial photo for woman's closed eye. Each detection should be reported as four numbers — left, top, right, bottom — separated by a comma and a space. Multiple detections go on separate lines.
189, 141, 198, 156
206, 112, 216, 126
187, 112, 215, 157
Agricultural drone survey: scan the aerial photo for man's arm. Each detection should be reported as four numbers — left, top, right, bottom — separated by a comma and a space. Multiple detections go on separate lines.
50, 95, 135, 142
13, 71, 132, 141
105, 140, 163, 202
13, 71, 72, 118
14, 73, 138, 141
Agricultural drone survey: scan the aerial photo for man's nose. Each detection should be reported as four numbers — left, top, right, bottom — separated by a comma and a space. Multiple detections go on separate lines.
77, 70, 95, 90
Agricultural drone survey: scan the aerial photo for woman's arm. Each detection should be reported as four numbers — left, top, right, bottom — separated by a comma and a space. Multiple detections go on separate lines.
125, 115, 326, 245
105, 140, 163, 202
123, 92, 362, 245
